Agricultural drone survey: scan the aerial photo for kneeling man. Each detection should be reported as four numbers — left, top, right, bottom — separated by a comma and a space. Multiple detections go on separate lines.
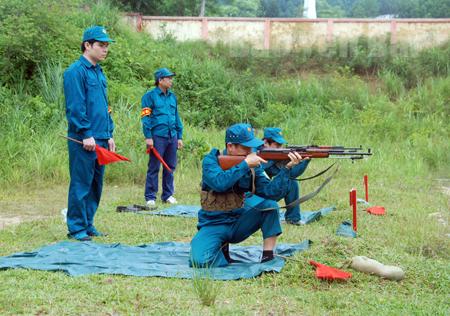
189, 123, 303, 267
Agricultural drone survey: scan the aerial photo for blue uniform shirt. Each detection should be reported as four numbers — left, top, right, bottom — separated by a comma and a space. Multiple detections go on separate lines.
141, 86, 183, 139
201, 149, 291, 198
64, 55, 114, 140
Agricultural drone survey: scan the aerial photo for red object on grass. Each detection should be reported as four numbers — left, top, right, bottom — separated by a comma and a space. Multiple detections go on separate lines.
146, 147, 173, 173
364, 174, 369, 202
310, 261, 353, 280
351, 189, 357, 232
96, 145, 131, 165
366, 206, 386, 215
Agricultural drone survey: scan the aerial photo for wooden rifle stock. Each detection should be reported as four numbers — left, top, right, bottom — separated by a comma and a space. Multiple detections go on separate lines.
218, 146, 372, 171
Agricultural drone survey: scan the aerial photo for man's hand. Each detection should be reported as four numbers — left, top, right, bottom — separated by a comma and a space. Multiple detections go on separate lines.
108, 138, 115, 153
177, 139, 183, 150
83, 137, 96, 151
146, 138, 154, 150
244, 152, 268, 168
285, 152, 308, 169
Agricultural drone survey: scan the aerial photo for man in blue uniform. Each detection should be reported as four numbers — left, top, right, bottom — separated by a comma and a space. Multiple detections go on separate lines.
189, 124, 303, 268
247, 127, 310, 225
141, 68, 183, 206
64, 26, 116, 241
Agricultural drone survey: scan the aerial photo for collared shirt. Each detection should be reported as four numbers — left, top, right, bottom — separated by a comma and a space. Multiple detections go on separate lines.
63, 55, 114, 140
201, 148, 291, 198
141, 86, 183, 139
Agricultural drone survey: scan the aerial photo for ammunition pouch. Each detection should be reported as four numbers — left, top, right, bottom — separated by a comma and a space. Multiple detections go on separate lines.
200, 190, 245, 212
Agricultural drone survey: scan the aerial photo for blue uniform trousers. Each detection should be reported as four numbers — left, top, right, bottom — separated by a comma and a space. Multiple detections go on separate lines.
245, 179, 300, 222
284, 179, 300, 222
189, 199, 282, 268
67, 139, 107, 236
145, 135, 178, 202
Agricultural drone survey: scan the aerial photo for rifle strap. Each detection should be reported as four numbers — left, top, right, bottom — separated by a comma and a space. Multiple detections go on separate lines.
248, 168, 256, 198
290, 161, 338, 181
233, 160, 342, 212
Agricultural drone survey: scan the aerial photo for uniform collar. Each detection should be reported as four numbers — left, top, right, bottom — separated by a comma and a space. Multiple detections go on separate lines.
155, 86, 172, 96
79, 55, 102, 70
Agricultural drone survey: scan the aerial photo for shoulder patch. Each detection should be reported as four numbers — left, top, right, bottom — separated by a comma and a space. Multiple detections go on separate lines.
141, 107, 152, 118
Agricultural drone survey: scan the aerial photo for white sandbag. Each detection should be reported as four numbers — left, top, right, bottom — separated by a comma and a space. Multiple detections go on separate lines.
338, 256, 405, 281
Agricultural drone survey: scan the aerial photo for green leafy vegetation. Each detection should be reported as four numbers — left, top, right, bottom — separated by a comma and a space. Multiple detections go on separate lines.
0, 2, 449, 314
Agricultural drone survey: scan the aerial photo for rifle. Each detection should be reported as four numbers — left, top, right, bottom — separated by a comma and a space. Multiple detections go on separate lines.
218, 145, 372, 171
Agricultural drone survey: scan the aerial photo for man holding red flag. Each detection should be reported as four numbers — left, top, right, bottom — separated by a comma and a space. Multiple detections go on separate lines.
141, 68, 183, 206
63, 26, 116, 241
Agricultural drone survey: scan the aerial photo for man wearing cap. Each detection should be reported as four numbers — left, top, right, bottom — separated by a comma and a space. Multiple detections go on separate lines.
63, 26, 115, 241
189, 123, 303, 268
247, 127, 310, 225
141, 68, 183, 205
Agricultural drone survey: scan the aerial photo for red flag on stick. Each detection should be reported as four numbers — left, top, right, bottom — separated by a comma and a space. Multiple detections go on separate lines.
96, 144, 131, 165
310, 261, 353, 280
147, 147, 173, 173
59, 135, 131, 165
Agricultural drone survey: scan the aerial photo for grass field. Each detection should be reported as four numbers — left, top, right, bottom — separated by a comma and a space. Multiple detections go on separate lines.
1, 126, 449, 315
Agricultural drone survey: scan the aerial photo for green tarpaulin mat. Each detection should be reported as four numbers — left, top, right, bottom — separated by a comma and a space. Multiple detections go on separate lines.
0, 240, 310, 280
137, 205, 335, 224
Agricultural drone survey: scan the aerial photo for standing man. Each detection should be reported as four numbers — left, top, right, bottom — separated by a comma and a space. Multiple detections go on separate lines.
247, 127, 310, 225
64, 26, 115, 241
189, 124, 303, 268
141, 68, 183, 205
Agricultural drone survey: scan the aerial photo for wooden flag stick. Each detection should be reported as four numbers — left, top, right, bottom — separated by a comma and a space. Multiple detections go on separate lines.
59, 134, 83, 144
274, 254, 303, 263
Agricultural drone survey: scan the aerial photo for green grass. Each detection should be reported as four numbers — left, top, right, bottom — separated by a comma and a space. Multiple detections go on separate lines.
1, 3, 450, 314
1, 131, 449, 314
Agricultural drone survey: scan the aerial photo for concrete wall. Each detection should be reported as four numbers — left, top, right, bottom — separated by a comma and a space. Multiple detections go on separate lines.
124, 14, 450, 53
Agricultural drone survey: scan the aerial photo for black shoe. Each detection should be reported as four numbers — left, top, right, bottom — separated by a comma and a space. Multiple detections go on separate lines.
286, 220, 304, 226
221, 242, 231, 263
67, 233, 92, 241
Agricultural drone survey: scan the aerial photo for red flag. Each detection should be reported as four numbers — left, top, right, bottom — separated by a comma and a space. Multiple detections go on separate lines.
146, 147, 173, 173
96, 145, 131, 165
310, 261, 353, 280
366, 206, 386, 215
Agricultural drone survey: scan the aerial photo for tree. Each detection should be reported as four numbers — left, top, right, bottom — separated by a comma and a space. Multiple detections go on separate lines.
110, 0, 221, 16
0, 0, 80, 79
221, 0, 259, 16
257, 0, 268, 16
350, 0, 380, 18
200, 0, 206, 16
316, 0, 346, 17
266, 0, 281, 17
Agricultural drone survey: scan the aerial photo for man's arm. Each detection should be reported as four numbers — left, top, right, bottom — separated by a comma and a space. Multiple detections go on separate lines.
290, 159, 310, 179
64, 68, 91, 140
254, 153, 302, 199
141, 93, 153, 139
202, 152, 250, 193
174, 95, 183, 140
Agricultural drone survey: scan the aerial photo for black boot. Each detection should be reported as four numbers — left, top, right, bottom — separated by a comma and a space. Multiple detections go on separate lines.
221, 242, 231, 263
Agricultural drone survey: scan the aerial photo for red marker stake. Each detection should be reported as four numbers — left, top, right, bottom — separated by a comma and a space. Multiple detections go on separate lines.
364, 175, 368, 202
352, 189, 357, 232
350, 188, 355, 206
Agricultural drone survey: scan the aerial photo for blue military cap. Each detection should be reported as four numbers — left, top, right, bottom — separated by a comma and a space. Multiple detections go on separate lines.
154, 68, 176, 81
263, 127, 287, 144
82, 26, 115, 42
225, 124, 264, 148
